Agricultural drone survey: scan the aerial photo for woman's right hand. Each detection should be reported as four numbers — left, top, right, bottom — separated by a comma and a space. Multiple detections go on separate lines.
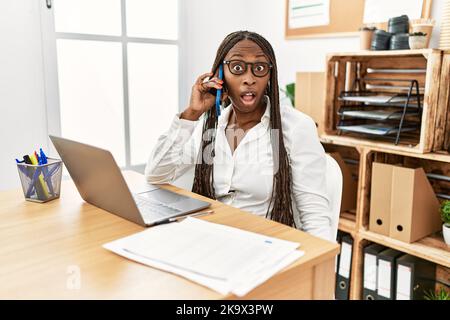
180, 72, 225, 121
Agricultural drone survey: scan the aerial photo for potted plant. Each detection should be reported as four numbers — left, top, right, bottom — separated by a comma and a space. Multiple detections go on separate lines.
280, 83, 295, 108
409, 32, 428, 49
359, 26, 376, 50
440, 200, 450, 245
424, 287, 450, 300
411, 18, 435, 48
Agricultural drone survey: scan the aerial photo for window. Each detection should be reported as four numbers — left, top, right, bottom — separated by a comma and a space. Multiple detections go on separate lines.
43, 0, 179, 170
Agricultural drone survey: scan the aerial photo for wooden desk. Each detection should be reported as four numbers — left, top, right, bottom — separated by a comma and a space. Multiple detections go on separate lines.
0, 171, 339, 299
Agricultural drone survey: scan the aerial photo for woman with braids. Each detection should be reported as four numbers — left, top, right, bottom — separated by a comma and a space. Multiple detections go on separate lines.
145, 31, 331, 241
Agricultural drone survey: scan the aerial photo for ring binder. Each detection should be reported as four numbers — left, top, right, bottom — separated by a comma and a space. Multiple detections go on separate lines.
336, 234, 353, 300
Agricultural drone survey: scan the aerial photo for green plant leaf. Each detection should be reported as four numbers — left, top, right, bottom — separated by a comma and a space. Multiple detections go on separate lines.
280, 82, 295, 107
424, 287, 450, 300
440, 200, 450, 224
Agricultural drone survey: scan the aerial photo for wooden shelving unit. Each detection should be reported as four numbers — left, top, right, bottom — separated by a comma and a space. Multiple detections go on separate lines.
338, 215, 357, 236
324, 49, 449, 154
319, 50, 450, 300
321, 134, 450, 160
324, 139, 450, 300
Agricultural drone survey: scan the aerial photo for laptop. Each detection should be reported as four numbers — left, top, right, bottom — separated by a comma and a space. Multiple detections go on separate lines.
49, 135, 211, 227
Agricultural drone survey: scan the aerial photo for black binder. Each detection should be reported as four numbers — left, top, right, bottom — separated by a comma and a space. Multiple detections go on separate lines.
395, 254, 436, 300
335, 230, 345, 273
335, 234, 353, 300
363, 243, 386, 300
376, 248, 404, 300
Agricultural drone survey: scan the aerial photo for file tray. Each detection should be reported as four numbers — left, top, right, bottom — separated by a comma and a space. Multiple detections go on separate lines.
338, 109, 416, 121
338, 93, 421, 105
337, 77, 422, 145
324, 50, 447, 153
337, 123, 418, 136
17, 158, 63, 203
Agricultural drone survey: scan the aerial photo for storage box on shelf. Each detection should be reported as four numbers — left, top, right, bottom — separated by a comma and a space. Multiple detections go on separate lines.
323, 49, 449, 154
322, 143, 360, 235
359, 149, 450, 268
369, 163, 442, 243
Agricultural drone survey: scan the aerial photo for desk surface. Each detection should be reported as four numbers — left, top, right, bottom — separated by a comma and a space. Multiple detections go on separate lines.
0, 171, 339, 299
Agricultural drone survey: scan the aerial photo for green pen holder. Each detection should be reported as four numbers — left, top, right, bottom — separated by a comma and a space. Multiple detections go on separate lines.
17, 158, 63, 203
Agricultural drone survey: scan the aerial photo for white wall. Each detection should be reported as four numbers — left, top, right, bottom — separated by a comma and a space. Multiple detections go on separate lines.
0, 1, 48, 191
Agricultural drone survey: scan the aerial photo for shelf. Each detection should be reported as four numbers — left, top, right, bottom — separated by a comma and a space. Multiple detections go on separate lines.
320, 134, 450, 161
338, 215, 356, 235
360, 229, 450, 268
327, 49, 441, 59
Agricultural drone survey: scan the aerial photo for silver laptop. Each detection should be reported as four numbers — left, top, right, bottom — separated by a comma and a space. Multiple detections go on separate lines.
49, 135, 211, 227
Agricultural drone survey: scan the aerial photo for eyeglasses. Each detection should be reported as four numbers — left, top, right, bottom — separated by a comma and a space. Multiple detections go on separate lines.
223, 60, 272, 77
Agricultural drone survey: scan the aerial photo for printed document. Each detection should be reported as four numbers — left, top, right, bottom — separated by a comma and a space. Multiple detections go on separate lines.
103, 217, 304, 296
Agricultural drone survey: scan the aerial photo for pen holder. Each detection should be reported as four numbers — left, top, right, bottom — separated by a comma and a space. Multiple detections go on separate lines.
17, 158, 63, 203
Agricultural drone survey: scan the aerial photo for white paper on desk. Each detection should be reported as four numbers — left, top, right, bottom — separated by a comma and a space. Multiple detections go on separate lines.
103, 217, 304, 297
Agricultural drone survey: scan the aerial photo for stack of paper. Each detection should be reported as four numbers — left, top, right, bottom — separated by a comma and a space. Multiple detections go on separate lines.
340, 110, 405, 120
340, 95, 412, 104
103, 217, 304, 297
337, 123, 418, 136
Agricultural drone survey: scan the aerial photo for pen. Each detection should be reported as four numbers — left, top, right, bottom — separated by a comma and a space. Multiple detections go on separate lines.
152, 210, 214, 226
39, 148, 48, 164
16, 159, 28, 177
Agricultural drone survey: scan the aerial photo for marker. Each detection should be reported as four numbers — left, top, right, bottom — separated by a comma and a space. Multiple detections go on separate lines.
34, 151, 41, 165
39, 148, 54, 196
23, 155, 32, 165
39, 148, 48, 164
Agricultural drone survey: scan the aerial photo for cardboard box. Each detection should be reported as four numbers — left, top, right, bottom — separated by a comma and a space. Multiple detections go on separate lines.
390, 166, 441, 243
295, 72, 326, 135
328, 152, 357, 213
370, 163, 441, 243
369, 163, 393, 236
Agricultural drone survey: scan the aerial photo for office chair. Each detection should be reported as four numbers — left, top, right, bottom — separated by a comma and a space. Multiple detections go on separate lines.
325, 153, 343, 242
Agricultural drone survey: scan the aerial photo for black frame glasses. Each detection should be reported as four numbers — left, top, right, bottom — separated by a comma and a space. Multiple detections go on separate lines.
223, 60, 273, 77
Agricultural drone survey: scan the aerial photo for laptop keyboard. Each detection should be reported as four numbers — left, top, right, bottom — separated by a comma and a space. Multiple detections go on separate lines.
133, 194, 182, 222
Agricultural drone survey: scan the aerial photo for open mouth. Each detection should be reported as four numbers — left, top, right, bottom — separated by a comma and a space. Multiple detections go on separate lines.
240, 92, 257, 106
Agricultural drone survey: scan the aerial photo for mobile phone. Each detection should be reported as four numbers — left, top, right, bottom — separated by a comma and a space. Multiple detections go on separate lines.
214, 64, 224, 117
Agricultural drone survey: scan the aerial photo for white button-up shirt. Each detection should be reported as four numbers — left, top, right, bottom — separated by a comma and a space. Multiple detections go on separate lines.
145, 96, 331, 240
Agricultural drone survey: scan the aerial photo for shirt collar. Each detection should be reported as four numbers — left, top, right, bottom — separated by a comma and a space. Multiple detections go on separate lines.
218, 95, 271, 129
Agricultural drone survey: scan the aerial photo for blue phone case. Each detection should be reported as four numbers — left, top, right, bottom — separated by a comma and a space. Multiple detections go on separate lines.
215, 64, 223, 117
